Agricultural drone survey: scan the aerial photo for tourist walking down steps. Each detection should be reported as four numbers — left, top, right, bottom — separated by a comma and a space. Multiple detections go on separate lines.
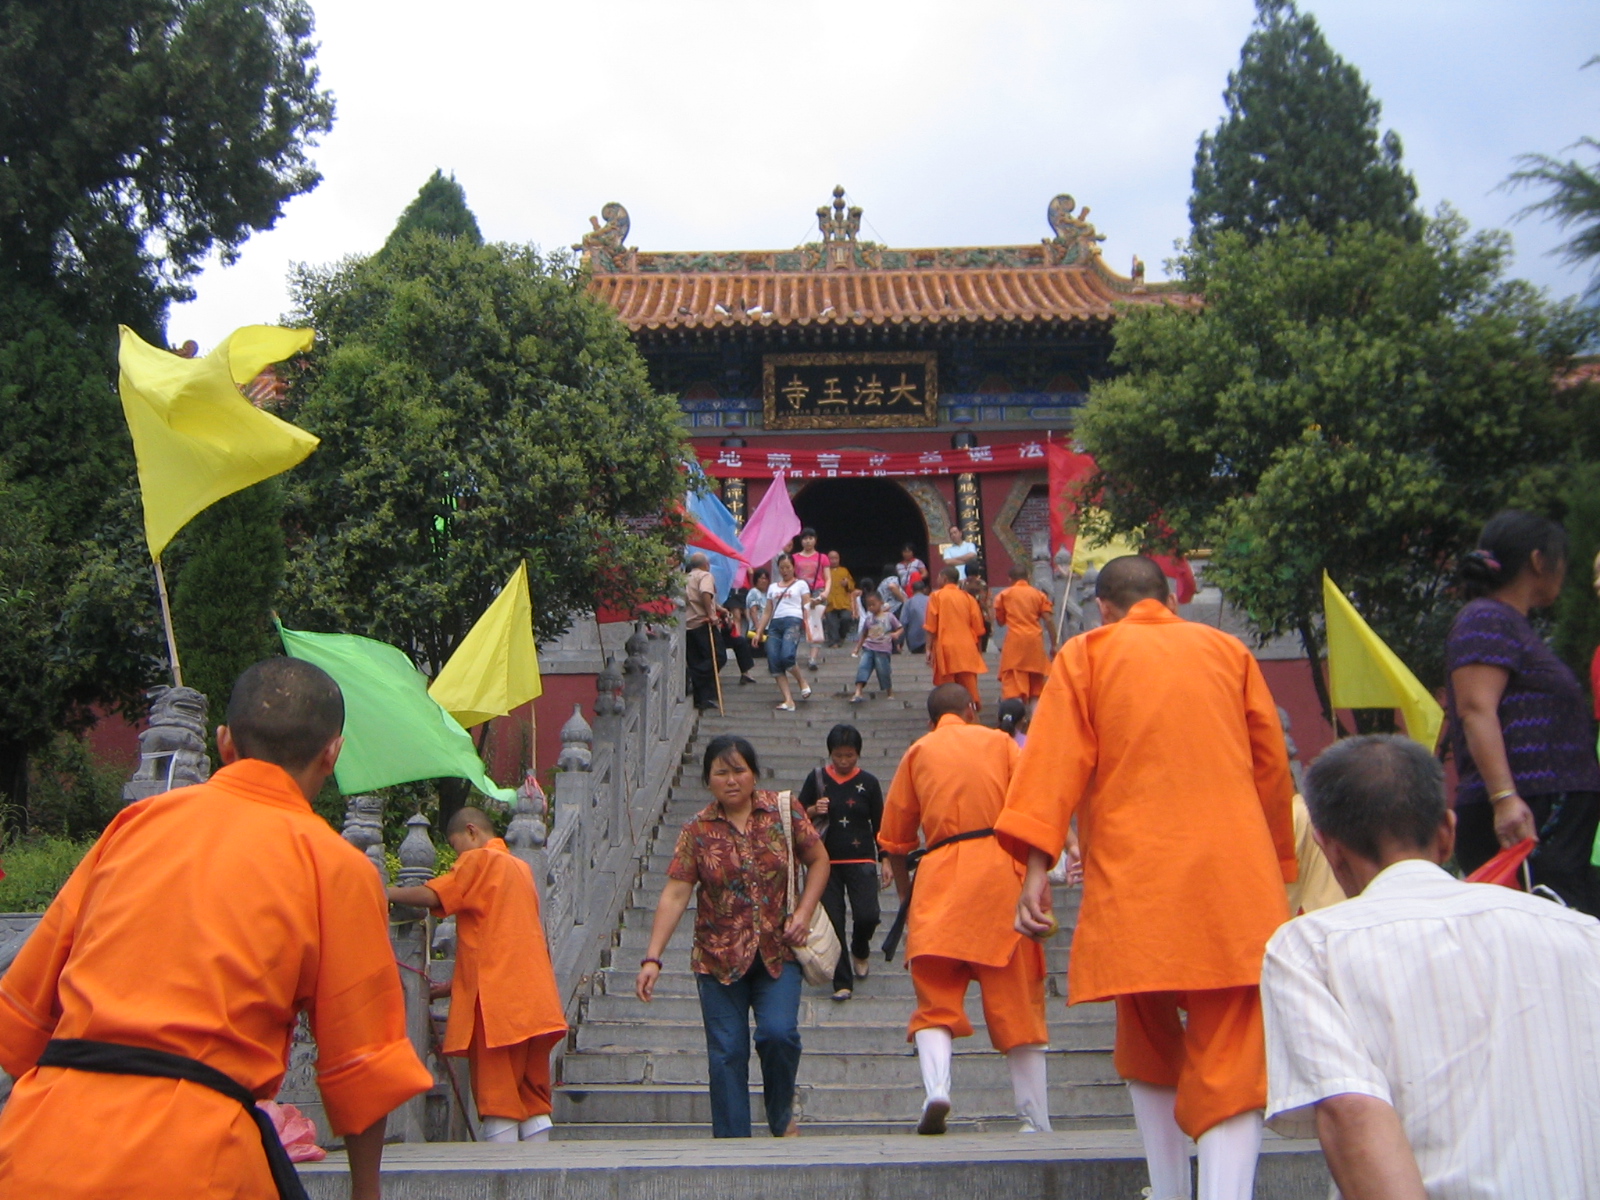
752, 554, 813, 712
636, 736, 829, 1138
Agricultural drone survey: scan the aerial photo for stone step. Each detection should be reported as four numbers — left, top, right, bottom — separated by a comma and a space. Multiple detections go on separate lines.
582, 992, 1100, 1027
553, 1081, 1133, 1124
543, 1116, 1133, 1140
608, 927, 1078, 969
572, 1018, 1113, 1056
561, 1046, 1118, 1087
302, 1131, 1333, 1199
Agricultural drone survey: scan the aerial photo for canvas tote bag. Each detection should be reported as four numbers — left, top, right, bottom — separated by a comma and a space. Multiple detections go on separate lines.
779, 789, 842, 986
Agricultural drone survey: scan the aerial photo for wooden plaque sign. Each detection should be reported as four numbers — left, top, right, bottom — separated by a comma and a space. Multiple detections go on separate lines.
762, 351, 938, 430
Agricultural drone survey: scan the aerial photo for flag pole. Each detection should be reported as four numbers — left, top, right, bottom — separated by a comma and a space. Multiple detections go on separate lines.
153, 559, 183, 688
707, 622, 726, 716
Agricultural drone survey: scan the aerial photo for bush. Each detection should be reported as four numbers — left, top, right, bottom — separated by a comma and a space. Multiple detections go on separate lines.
0, 835, 94, 912
27, 732, 125, 839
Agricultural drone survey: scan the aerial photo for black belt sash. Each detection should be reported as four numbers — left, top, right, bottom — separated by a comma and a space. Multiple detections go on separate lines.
37, 1038, 309, 1200
880, 828, 996, 961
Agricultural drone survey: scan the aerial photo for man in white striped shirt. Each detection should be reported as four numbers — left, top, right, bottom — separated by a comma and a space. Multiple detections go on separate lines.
1262, 735, 1600, 1199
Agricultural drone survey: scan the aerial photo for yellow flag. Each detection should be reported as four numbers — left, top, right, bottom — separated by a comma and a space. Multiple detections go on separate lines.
428, 562, 543, 728
1323, 572, 1444, 750
1069, 512, 1142, 575
118, 324, 319, 559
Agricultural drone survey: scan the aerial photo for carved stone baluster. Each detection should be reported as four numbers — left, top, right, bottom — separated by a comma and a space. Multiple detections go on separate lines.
590, 661, 623, 922
506, 770, 550, 930
555, 704, 594, 929
622, 624, 652, 834
341, 794, 387, 880
122, 686, 212, 804
391, 812, 437, 1143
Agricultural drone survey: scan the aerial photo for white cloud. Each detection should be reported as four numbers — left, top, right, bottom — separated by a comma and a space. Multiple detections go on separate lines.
170, 0, 1599, 349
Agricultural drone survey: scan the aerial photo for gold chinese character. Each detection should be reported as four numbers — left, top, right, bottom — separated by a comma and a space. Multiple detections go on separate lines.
854, 373, 885, 407
887, 372, 919, 406
781, 375, 809, 409
817, 377, 847, 407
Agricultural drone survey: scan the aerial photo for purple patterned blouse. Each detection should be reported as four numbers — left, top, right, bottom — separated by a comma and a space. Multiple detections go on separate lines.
1444, 598, 1600, 806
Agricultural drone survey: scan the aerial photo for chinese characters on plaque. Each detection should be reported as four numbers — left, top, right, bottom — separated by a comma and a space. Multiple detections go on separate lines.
762, 352, 938, 429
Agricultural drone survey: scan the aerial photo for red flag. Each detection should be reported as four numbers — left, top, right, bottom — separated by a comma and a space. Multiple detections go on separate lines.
686, 522, 745, 562
1046, 442, 1096, 555
1151, 555, 1197, 604
1466, 838, 1535, 889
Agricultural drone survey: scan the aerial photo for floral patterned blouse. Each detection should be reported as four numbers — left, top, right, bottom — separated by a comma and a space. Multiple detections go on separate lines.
668, 789, 822, 984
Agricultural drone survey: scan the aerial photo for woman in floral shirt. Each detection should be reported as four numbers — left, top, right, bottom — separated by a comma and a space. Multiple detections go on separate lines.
635, 735, 829, 1137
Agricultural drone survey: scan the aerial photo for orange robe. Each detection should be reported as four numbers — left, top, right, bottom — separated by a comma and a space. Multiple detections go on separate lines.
0, 759, 432, 1199
879, 716, 1046, 1050
427, 837, 566, 1120
924, 583, 988, 687
994, 581, 1053, 699
995, 598, 1296, 1003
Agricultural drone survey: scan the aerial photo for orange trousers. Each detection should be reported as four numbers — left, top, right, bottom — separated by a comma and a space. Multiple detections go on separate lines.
933, 670, 982, 708
466, 1022, 564, 1122
1113, 986, 1266, 1138
909, 946, 1048, 1053
999, 668, 1046, 701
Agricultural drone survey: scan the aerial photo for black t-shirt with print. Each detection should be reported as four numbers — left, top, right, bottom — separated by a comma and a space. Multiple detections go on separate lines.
797, 767, 884, 863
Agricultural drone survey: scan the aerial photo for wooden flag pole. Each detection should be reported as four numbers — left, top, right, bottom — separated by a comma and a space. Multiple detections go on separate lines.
707, 622, 725, 716
153, 559, 184, 688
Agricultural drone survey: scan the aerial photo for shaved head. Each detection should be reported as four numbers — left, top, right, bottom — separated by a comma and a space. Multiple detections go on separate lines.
447, 806, 493, 836
1094, 555, 1169, 610
686, 552, 709, 570
1009, 562, 1030, 581
927, 683, 975, 721
225, 657, 344, 771
939, 565, 960, 585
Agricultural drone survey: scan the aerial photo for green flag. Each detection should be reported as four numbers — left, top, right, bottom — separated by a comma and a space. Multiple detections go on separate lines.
278, 622, 516, 803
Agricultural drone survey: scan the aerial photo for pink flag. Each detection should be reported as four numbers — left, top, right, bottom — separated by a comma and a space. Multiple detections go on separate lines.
738, 475, 802, 569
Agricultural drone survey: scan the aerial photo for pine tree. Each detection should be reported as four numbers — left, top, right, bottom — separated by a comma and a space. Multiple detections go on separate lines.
168, 480, 286, 731
1190, 0, 1420, 249
383, 170, 483, 253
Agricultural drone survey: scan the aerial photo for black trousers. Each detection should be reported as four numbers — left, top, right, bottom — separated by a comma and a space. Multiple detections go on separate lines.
726, 632, 756, 675
820, 862, 881, 991
823, 609, 854, 646
685, 625, 725, 709
1456, 791, 1600, 917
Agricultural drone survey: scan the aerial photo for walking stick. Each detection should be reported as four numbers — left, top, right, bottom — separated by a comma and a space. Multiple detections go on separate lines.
707, 621, 726, 716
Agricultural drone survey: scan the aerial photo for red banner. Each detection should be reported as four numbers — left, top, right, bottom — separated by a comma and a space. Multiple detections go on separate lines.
699, 441, 1050, 480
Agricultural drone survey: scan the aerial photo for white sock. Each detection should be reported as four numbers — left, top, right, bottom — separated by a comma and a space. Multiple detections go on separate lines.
1006, 1044, 1052, 1133
518, 1114, 553, 1142
1196, 1109, 1262, 1200
914, 1027, 953, 1107
481, 1116, 518, 1143
1128, 1081, 1191, 1200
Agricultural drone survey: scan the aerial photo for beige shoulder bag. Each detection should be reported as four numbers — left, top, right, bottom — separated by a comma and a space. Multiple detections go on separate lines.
779, 789, 842, 987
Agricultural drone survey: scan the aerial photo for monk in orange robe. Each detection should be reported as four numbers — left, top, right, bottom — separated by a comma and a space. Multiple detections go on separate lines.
994, 562, 1054, 702
878, 683, 1050, 1136
389, 807, 567, 1143
996, 556, 1295, 1200
0, 658, 433, 1200
923, 565, 989, 710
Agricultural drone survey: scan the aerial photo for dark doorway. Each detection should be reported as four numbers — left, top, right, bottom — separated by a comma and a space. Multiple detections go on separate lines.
793, 479, 928, 587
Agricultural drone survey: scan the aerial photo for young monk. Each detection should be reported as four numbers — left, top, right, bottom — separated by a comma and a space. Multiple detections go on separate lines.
388, 806, 567, 1143
923, 565, 989, 710
997, 556, 1295, 1200
994, 562, 1054, 703
879, 683, 1050, 1136
0, 658, 433, 1200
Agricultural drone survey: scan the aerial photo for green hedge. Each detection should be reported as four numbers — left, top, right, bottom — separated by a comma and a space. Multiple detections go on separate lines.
0, 836, 94, 912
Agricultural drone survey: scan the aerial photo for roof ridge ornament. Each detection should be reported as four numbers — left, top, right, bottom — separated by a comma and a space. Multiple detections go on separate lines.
1045, 194, 1106, 265
817, 186, 862, 270
575, 202, 632, 269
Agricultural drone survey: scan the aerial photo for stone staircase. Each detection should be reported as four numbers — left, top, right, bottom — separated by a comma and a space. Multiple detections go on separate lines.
552, 645, 1130, 1139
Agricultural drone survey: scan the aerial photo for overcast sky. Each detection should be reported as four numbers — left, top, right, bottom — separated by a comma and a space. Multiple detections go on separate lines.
171, 0, 1598, 349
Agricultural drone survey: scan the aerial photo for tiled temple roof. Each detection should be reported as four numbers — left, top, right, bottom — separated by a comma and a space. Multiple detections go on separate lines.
577, 189, 1196, 333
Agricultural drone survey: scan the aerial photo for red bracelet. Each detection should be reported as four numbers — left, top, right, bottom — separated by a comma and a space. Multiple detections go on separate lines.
640, 957, 663, 969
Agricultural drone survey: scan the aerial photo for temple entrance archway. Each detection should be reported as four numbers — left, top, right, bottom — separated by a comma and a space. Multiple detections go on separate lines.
793, 479, 929, 588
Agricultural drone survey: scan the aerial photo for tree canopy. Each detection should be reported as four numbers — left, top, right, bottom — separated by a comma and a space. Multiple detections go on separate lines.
1506, 57, 1600, 303
1189, 0, 1419, 250
278, 230, 689, 672
383, 170, 483, 252
0, 0, 335, 336
1076, 214, 1598, 706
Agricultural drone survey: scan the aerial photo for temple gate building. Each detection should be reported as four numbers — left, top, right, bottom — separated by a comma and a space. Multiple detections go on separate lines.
579, 187, 1194, 585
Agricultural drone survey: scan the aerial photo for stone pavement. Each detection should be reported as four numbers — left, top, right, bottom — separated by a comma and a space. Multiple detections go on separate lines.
301, 1130, 1331, 1199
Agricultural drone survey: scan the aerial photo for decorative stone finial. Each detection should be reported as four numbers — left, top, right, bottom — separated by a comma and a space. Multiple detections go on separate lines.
624, 623, 651, 676
595, 655, 624, 717
396, 812, 438, 887
123, 685, 212, 804
341, 794, 388, 880
558, 704, 594, 771
506, 769, 548, 852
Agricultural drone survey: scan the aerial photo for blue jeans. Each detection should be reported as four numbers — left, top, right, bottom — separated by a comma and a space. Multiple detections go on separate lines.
854, 649, 892, 691
765, 616, 802, 675
695, 960, 803, 1136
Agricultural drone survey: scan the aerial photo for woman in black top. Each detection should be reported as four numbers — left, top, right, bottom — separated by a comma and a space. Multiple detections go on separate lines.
798, 724, 887, 1000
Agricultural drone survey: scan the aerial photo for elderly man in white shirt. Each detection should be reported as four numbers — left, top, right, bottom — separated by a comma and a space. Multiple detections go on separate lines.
1262, 734, 1600, 1200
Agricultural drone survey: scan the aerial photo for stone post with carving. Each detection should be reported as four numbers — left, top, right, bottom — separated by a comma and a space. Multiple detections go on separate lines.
590, 659, 623, 921
340, 795, 387, 880
506, 769, 550, 916
554, 704, 593, 930
391, 812, 437, 1142
122, 686, 212, 804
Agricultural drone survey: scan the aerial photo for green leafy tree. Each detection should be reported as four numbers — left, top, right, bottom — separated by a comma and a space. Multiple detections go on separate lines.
383, 170, 483, 252
1554, 461, 1600, 700
1506, 57, 1600, 302
1190, 0, 1420, 251
1076, 214, 1597, 720
168, 479, 286, 732
278, 230, 688, 674
0, 0, 335, 337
